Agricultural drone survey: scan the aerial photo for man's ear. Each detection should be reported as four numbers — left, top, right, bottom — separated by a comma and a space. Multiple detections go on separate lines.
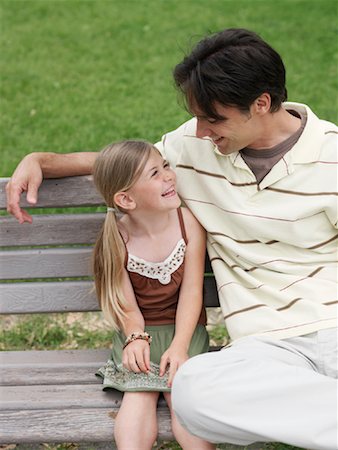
253, 93, 271, 115
114, 192, 136, 210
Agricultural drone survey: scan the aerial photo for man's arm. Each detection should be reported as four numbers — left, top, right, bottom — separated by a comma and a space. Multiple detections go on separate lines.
6, 151, 97, 223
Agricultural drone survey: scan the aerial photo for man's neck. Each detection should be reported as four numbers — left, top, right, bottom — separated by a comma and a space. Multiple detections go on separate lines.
249, 106, 302, 150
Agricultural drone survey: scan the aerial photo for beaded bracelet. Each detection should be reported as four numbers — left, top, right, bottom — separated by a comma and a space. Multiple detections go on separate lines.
123, 332, 152, 349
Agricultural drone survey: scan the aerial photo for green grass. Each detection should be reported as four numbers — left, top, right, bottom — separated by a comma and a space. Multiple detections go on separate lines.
0, 312, 113, 350
0, 312, 227, 351
1, 0, 337, 177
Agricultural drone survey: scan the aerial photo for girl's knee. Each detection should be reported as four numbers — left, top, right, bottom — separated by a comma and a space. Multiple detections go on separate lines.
114, 392, 159, 448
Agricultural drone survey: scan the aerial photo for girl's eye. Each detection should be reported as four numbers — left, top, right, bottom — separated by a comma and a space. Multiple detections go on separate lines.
151, 170, 158, 177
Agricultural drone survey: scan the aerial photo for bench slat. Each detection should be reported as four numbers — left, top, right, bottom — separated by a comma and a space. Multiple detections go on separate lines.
0, 349, 111, 386
2, 366, 104, 386
1, 348, 110, 365
0, 176, 104, 210
0, 408, 173, 443
0, 277, 218, 314
1, 383, 168, 410
0, 280, 99, 314
1, 383, 124, 410
1, 213, 105, 247
0, 247, 93, 280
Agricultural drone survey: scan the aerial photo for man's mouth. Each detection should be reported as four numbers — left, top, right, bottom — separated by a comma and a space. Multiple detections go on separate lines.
212, 136, 223, 145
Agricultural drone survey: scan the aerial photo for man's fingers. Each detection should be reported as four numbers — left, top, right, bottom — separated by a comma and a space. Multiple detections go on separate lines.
6, 182, 24, 222
20, 210, 33, 224
6, 182, 33, 223
7, 204, 24, 223
26, 182, 39, 205
5, 153, 43, 223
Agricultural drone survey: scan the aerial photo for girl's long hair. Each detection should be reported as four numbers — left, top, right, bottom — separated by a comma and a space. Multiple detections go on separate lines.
92, 140, 153, 330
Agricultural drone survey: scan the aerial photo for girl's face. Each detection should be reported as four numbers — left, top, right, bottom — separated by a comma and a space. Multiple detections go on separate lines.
127, 150, 180, 212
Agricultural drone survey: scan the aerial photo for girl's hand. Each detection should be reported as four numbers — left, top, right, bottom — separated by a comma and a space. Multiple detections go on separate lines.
122, 339, 151, 374
159, 345, 189, 387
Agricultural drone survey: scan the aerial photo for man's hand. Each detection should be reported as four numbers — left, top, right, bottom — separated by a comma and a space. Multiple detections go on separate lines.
6, 151, 97, 224
6, 153, 43, 224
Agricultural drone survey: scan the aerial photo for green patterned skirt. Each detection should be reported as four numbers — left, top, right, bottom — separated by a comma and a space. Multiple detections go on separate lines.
96, 324, 209, 392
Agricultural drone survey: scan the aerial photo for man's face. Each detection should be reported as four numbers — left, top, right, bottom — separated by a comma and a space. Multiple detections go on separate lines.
193, 102, 262, 155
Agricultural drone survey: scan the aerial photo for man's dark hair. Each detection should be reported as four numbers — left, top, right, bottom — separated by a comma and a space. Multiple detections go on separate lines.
173, 28, 287, 118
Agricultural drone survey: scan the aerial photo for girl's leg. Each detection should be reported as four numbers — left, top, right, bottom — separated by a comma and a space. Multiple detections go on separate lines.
114, 391, 160, 450
163, 392, 216, 450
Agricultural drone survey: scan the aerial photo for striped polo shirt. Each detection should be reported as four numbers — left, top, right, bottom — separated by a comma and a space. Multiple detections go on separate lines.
156, 102, 338, 342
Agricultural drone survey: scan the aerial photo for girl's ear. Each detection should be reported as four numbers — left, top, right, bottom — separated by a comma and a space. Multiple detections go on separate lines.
114, 192, 136, 211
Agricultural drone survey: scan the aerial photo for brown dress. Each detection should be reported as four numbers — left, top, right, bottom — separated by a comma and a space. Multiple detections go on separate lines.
97, 208, 209, 392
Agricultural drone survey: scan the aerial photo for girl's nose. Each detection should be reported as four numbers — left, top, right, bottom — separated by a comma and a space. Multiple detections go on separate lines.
164, 168, 174, 181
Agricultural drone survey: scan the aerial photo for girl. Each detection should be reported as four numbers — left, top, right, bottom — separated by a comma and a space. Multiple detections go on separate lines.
93, 140, 214, 450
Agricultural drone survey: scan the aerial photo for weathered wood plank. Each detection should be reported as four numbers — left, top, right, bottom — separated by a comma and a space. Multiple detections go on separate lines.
0, 408, 173, 443
0, 247, 93, 280
0, 280, 100, 314
1, 366, 104, 386
1, 384, 124, 410
0, 349, 111, 386
0, 176, 104, 210
1, 383, 168, 410
0, 213, 105, 247
0, 276, 218, 314
1, 348, 110, 365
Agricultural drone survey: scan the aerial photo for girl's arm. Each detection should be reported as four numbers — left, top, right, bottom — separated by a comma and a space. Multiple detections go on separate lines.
159, 207, 206, 386
119, 267, 151, 374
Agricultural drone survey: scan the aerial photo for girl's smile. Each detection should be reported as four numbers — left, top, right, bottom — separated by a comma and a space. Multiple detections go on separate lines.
127, 150, 181, 211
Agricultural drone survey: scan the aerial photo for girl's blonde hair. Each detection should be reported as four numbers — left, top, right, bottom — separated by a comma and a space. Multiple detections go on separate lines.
92, 140, 155, 330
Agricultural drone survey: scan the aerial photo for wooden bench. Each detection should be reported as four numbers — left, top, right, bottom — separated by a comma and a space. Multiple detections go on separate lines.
0, 175, 220, 446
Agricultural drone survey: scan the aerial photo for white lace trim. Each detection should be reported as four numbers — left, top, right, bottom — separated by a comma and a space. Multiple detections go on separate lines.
127, 239, 186, 285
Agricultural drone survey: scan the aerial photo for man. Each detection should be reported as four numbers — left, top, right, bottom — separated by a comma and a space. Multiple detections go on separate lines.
6, 29, 337, 450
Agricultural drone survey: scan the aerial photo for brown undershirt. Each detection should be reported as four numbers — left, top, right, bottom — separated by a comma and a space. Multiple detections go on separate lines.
240, 109, 307, 184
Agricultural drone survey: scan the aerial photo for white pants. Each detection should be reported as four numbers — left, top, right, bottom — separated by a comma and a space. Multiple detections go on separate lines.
172, 328, 338, 450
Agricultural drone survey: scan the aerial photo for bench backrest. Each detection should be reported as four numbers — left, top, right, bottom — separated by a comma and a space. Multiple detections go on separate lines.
0, 176, 219, 315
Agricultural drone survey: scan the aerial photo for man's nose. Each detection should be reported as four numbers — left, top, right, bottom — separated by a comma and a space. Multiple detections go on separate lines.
196, 119, 211, 138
